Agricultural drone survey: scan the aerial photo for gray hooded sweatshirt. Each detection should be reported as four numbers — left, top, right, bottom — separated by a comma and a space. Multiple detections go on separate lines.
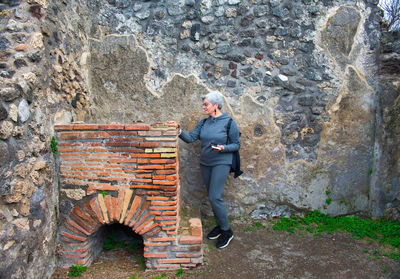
179, 113, 240, 166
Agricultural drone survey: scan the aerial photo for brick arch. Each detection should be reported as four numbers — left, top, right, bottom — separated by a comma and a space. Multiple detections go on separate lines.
56, 123, 203, 270
59, 190, 164, 267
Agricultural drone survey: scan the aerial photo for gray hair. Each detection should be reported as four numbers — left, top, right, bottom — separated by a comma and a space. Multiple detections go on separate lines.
202, 91, 224, 109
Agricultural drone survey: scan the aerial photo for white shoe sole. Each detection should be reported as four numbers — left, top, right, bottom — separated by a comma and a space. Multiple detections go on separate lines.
207, 234, 221, 240
217, 235, 234, 249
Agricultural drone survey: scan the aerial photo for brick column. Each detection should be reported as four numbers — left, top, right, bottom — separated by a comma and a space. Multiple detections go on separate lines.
55, 122, 203, 270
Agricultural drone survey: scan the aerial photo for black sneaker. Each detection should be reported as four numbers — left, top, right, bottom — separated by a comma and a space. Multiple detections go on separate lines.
216, 229, 234, 249
207, 226, 222, 240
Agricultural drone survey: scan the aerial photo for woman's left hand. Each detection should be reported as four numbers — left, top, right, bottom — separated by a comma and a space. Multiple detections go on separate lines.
216, 145, 224, 151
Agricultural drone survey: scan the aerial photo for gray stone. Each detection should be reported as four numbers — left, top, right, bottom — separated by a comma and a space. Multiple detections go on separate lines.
30, 188, 44, 206
0, 104, 7, 120
228, 0, 241, 4
254, 5, 269, 17
0, 87, 20, 102
201, 15, 215, 24
185, 0, 195, 6
216, 43, 231, 54
18, 99, 30, 123
136, 10, 150, 20
0, 140, 9, 166
0, 121, 13, 140
167, 4, 185, 16
298, 95, 314, 106
0, 36, 10, 50
272, 7, 289, 19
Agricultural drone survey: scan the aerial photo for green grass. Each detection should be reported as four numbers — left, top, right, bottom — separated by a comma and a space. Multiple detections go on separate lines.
176, 268, 184, 277
68, 265, 87, 277
51, 136, 58, 156
272, 210, 400, 263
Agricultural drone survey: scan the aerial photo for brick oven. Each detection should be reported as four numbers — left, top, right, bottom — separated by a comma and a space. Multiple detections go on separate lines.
54, 122, 203, 270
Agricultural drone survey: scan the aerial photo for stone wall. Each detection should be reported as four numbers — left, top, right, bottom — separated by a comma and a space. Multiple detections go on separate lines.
0, 0, 391, 278
77, 0, 382, 219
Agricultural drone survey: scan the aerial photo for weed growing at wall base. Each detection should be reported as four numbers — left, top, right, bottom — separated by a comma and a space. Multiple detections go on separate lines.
273, 210, 400, 263
68, 265, 87, 277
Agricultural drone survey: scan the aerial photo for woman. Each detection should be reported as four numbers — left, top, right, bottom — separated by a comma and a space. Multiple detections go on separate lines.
179, 91, 240, 249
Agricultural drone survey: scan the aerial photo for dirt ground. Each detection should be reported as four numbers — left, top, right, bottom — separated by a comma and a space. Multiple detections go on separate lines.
51, 218, 400, 279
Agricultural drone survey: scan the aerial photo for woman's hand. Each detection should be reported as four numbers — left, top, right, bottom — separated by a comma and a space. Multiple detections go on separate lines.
216, 144, 224, 151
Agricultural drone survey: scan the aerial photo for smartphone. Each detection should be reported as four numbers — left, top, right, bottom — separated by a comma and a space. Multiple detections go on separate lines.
211, 145, 221, 150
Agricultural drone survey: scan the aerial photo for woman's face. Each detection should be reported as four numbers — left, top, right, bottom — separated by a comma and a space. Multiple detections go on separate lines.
202, 98, 217, 116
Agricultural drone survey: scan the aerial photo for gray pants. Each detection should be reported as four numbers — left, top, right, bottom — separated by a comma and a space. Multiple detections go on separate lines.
200, 164, 231, 231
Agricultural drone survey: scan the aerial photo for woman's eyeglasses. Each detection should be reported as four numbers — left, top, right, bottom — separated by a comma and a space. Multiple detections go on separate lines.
202, 102, 211, 107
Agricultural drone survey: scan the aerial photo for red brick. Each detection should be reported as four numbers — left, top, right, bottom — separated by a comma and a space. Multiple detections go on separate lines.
89, 197, 105, 224
109, 148, 143, 153
136, 216, 155, 233
61, 231, 87, 242
176, 252, 202, 258
163, 186, 177, 192
55, 124, 74, 131
189, 245, 202, 251
115, 189, 125, 221
156, 170, 175, 175
140, 222, 160, 235
106, 142, 139, 147
130, 200, 149, 227
124, 196, 142, 226
74, 259, 89, 265
65, 223, 86, 237
136, 174, 152, 178
146, 227, 162, 237
153, 180, 176, 186
67, 218, 91, 236
73, 124, 99, 130
152, 175, 165, 180
130, 153, 161, 158
112, 196, 118, 221
99, 124, 125, 130
108, 158, 137, 163
152, 237, 175, 242
143, 253, 167, 258
143, 241, 169, 247
179, 235, 202, 245
161, 221, 177, 226
140, 142, 160, 147
129, 178, 152, 183
166, 175, 177, 180
130, 185, 163, 190
108, 131, 138, 136
162, 211, 177, 216
72, 206, 97, 228
59, 142, 83, 147
70, 212, 95, 233
138, 165, 164, 170
149, 159, 175, 164
83, 202, 99, 224
125, 124, 150, 130
113, 138, 142, 143
133, 213, 149, 231
165, 163, 177, 169
149, 206, 177, 211
146, 196, 169, 201
157, 258, 190, 264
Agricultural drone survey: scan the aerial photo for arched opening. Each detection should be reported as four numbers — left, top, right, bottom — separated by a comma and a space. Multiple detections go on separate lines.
91, 223, 145, 271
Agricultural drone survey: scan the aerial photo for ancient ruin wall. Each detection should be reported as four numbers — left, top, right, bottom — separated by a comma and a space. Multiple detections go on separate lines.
0, 0, 389, 278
